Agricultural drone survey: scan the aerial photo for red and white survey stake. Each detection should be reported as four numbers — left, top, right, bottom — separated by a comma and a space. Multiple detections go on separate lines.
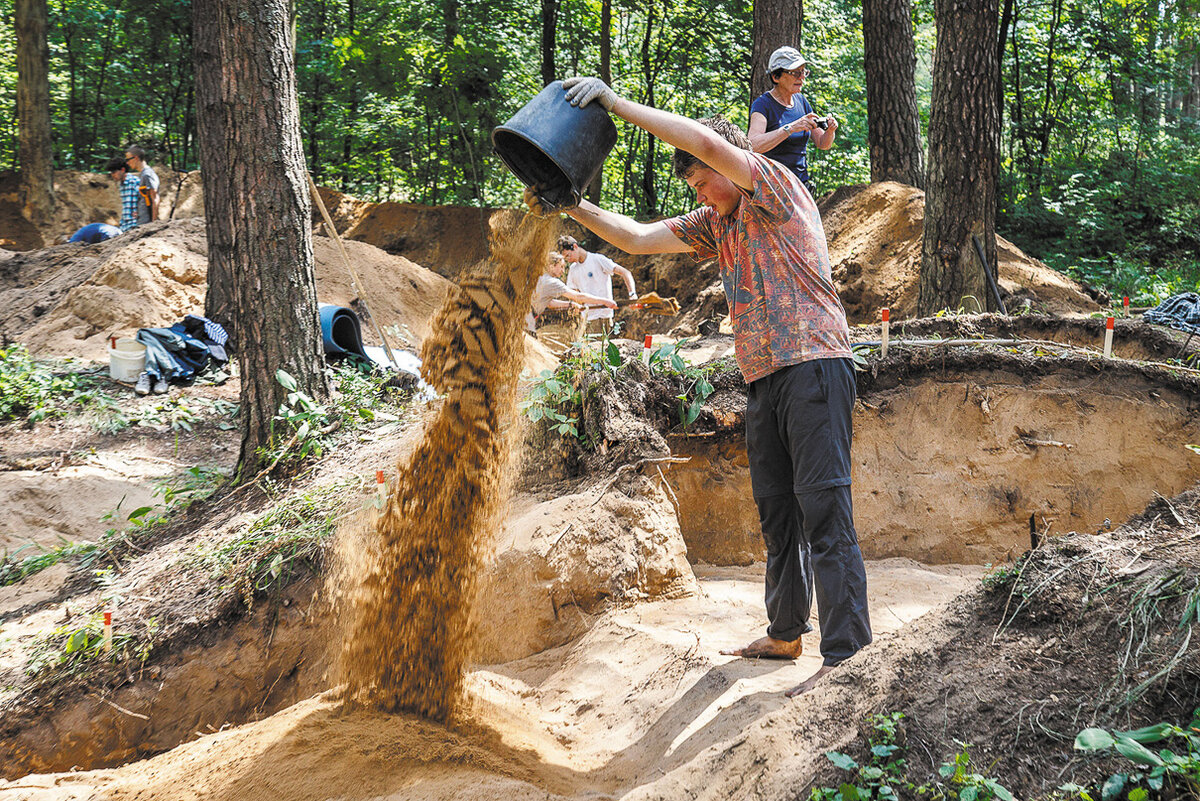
1123, 296, 1130, 316
881, 308, 890, 358
642, 334, 653, 366
1104, 316, 1115, 358
375, 469, 386, 505
103, 611, 113, 653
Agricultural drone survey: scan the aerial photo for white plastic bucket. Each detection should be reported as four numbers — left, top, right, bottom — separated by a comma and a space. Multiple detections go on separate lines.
107, 337, 146, 382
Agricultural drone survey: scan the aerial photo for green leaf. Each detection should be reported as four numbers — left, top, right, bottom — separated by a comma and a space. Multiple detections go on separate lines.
987, 780, 1014, 801
1076, 728, 1117, 751
959, 787, 978, 801
296, 420, 311, 441
66, 629, 89, 653
871, 744, 897, 758
860, 766, 883, 780
836, 783, 861, 801
825, 752, 858, 771
1120, 723, 1174, 743
671, 353, 686, 372
526, 406, 544, 422
1128, 788, 1149, 801
276, 369, 298, 391
1100, 774, 1126, 801
606, 342, 621, 367
1114, 737, 1164, 766
127, 506, 155, 521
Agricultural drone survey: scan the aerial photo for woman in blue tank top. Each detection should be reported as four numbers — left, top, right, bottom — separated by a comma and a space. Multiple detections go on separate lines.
748, 46, 838, 195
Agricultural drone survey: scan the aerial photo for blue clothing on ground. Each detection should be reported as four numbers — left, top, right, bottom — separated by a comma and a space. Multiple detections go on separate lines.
69, 223, 122, 244
750, 91, 815, 185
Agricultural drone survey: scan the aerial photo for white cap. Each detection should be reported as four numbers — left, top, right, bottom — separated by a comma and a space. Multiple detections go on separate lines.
767, 46, 808, 74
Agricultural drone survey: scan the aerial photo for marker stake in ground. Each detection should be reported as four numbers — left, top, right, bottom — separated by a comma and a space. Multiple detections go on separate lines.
642, 334, 653, 366
1123, 296, 1130, 316
881, 308, 890, 358
103, 611, 113, 653
376, 469, 387, 507
1104, 316, 1114, 358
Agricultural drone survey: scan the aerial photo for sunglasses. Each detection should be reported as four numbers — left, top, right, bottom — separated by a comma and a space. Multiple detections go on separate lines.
783, 68, 810, 78
561, 243, 576, 251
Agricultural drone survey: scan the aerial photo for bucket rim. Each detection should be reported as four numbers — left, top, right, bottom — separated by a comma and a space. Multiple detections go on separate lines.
490, 125, 582, 210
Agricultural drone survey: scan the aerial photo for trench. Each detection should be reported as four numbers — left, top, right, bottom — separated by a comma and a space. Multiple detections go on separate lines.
4, 353, 1200, 794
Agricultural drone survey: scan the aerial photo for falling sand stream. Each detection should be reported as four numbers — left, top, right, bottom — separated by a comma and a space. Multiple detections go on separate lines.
337, 210, 556, 719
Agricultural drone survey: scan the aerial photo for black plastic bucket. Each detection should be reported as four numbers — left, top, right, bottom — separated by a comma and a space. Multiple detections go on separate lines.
492, 80, 618, 210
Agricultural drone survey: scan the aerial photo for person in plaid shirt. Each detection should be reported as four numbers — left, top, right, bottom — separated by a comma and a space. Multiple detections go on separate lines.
527, 77, 872, 698
107, 157, 141, 232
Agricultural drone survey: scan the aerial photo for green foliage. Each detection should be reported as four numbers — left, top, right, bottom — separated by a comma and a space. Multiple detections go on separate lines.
0, 345, 86, 423
197, 479, 350, 605
25, 611, 158, 678
811, 713, 1014, 801
1071, 710, 1200, 800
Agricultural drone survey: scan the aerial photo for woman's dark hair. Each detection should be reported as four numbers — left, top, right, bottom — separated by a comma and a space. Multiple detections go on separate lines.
672, 115, 752, 180
105, 157, 127, 173
769, 68, 785, 85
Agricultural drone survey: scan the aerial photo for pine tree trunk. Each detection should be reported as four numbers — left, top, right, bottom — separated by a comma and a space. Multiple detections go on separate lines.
863, 0, 924, 188
194, 0, 329, 476
751, 0, 803, 98
586, 0, 611, 204
15, 0, 54, 226
919, 0, 1001, 316
540, 0, 558, 87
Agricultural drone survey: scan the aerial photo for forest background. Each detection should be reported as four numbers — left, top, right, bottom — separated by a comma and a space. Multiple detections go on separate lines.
0, 0, 1198, 304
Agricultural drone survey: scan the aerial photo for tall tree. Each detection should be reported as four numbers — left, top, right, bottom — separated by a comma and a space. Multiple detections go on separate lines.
15, 0, 54, 226
586, 0, 612, 204
751, 0, 803, 98
919, 0, 1001, 315
540, 0, 558, 87
194, 0, 329, 475
863, 0, 924, 188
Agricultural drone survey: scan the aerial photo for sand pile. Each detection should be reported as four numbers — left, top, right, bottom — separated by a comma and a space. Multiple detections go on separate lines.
338, 211, 555, 719
0, 218, 457, 358
819, 181, 1100, 320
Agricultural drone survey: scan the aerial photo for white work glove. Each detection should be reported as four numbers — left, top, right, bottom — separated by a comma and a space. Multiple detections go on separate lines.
563, 77, 619, 111
629, 291, 638, 300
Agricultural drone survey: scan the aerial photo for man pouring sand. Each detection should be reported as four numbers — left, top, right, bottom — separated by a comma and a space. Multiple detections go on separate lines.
525, 77, 871, 696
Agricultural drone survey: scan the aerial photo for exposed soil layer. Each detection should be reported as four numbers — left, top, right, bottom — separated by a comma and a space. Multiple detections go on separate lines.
857, 311, 1198, 362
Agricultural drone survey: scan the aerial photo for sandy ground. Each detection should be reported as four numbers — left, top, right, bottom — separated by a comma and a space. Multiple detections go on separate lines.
0, 558, 981, 801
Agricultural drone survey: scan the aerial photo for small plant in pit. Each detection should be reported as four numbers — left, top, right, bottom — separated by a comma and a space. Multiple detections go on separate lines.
197, 478, 350, 606
25, 568, 159, 678
1068, 710, 1200, 800
811, 712, 1014, 801
0, 344, 93, 423
520, 328, 718, 440
0, 465, 227, 586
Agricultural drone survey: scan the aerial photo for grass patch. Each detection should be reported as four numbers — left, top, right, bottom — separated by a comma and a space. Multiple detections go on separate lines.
198, 478, 356, 608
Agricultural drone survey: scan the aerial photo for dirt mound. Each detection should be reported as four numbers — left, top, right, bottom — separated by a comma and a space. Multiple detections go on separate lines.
344, 203, 498, 280
820, 181, 1100, 321
0, 218, 457, 360
0, 169, 206, 253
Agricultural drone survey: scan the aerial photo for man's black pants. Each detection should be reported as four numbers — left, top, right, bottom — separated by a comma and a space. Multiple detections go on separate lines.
746, 358, 872, 666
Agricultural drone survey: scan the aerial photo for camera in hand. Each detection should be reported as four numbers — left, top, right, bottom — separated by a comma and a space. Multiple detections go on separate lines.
813, 118, 829, 130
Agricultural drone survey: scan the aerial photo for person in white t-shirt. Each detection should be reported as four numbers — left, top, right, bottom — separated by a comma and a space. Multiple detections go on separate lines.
527, 251, 616, 350
558, 235, 637, 335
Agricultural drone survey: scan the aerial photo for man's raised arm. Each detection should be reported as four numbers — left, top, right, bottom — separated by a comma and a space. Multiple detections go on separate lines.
563, 77, 753, 190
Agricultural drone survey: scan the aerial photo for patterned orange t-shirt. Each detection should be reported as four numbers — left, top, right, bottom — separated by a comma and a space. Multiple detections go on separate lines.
664, 152, 851, 383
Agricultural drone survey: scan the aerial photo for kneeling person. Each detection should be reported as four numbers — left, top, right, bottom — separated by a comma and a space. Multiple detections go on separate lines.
527, 251, 616, 351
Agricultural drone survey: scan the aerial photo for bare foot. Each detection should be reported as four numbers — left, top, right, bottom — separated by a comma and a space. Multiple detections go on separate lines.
785, 664, 835, 697
720, 635, 803, 660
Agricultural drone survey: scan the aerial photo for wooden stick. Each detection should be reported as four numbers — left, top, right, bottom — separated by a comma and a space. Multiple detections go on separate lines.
306, 172, 401, 370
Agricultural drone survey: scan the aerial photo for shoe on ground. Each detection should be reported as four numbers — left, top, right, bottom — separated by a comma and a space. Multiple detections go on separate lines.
134, 372, 151, 396
152, 378, 169, 394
